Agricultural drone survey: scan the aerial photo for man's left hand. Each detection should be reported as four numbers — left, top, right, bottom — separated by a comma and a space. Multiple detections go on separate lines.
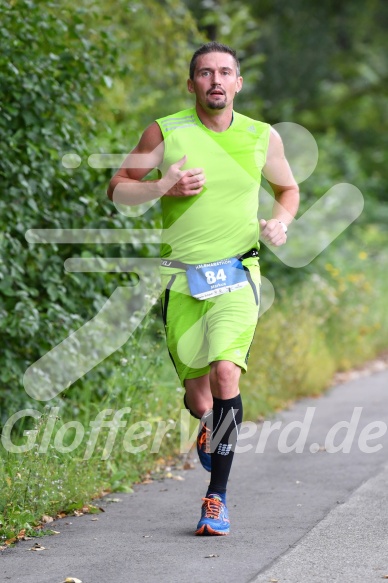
259, 219, 287, 246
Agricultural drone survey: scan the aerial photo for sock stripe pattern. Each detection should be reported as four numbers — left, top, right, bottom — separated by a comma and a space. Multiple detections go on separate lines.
207, 394, 243, 495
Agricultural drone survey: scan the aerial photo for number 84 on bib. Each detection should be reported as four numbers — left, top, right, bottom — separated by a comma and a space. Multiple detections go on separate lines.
186, 257, 248, 300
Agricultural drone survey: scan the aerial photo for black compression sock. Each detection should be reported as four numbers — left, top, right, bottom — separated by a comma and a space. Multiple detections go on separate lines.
208, 394, 243, 495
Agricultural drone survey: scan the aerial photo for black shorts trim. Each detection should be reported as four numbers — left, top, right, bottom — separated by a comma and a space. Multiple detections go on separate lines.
162, 274, 177, 326
243, 266, 259, 306
161, 274, 179, 377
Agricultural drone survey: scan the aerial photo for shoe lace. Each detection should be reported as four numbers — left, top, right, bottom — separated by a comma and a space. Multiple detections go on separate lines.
201, 497, 222, 519
198, 424, 211, 452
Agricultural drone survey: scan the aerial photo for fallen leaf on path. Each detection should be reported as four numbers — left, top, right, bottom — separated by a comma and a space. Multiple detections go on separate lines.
42, 514, 54, 523
205, 554, 219, 558
172, 475, 185, 481
183, 462, 195, 470
91, 518, 99, 521
64, 578, 82, 583
29, 543, 46, 551
269, 579, 279, 582
51, 530, 60, 534
98, 489, 111, 497
17, 530, 33, 541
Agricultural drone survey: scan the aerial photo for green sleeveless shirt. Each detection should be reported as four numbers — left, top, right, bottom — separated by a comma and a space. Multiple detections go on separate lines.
156, 108, 270, 265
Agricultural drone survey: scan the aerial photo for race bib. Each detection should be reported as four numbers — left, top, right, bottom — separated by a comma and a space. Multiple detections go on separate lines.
186, 257, 248, 300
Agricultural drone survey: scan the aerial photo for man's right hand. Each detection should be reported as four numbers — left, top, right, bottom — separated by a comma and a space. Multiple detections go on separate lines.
161, 155, 206, 197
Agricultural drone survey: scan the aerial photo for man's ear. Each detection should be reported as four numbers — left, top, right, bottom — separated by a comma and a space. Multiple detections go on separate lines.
236, 76, 243, 94
187, 79, 195, 93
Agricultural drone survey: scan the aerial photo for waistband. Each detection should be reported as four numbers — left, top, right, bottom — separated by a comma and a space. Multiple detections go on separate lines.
160, 248, 259, 270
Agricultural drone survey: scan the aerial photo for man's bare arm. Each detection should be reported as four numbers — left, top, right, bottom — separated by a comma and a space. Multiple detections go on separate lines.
107, 122, 165, 204
260, 128, 300, 246
107, 122, 206, 206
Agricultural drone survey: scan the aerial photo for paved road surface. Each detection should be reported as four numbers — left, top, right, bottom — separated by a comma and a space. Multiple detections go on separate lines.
2, 370, 388, 583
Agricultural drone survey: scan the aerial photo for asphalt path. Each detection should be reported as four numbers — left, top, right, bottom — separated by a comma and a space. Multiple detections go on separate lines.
2, 370, 388, 583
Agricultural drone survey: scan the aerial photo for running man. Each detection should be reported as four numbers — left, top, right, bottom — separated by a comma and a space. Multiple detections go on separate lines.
108, 42, 299, 535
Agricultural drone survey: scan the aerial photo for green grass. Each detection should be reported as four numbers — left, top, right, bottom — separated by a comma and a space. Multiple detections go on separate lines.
242, 233, 388, 418
1, 227, 387, 544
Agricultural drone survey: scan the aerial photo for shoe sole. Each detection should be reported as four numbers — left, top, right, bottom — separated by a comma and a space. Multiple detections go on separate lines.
195, 524, 229, 536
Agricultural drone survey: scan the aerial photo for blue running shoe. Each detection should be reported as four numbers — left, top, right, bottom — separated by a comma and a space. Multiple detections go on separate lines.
195, 494, 230, 536
197, 421, 211, 472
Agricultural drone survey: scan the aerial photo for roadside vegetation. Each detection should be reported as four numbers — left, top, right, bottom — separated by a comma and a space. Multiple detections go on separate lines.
1, 228, 386, 544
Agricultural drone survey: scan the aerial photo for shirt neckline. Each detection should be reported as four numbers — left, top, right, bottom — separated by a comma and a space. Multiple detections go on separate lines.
194, 109, 235, 134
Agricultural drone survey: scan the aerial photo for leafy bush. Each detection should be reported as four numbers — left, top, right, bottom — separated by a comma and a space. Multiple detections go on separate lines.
0, 0, 125, 419
0, 0, 205, 421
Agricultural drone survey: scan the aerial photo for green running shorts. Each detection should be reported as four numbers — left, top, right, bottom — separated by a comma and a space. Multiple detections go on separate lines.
161, 259, 261, 385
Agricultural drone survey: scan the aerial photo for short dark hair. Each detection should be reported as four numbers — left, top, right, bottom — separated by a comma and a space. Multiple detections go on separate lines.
189, 42, 240, 80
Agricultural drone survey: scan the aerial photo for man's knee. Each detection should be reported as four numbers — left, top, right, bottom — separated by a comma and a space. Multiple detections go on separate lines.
210, 361, 241, 397
183, 393, 202, 419
183, 392, 212, 420
211, 360, 239, 385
